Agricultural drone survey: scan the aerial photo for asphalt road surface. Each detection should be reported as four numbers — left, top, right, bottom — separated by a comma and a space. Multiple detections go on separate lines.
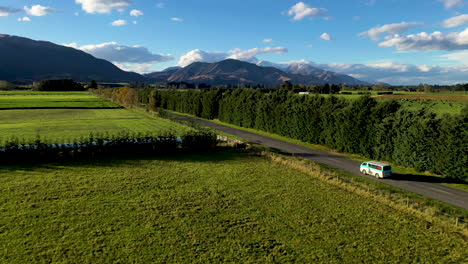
173, 113, 468, 210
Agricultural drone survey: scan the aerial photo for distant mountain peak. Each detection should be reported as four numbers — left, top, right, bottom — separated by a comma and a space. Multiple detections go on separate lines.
257, 60, 370, 86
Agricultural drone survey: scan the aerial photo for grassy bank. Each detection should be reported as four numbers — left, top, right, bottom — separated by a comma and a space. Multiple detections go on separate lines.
0, 149, 466, 263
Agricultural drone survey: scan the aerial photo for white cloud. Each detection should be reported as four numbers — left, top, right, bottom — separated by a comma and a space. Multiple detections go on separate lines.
320, 33, 332, 40
359, 22, 423, 40
378, 28, 468, 51
228, 47, 288, 62
130, 9, 143, 17
438, 0, 464, 9
0, 6, 21, 17
228, 48, 242, 54
439, 50, 468, 64
263, 38, 273, 43
24, 5, 54, 16
178, 47, 289, 67
441, 14, 468, 28
318, 61, 468, 85
69, 42, 173, 64
65, 43, 80, 49
287, 2, 326, 21
259, 59, 468, 85
178, 50, 229, 67
75, 0, 131, 14
17, 16, 31, 22
171, 17, 183, 22
111, 19, 127, 26
156, 2, 165, 8
114, 63, 154, 73
133, 20, 137, 24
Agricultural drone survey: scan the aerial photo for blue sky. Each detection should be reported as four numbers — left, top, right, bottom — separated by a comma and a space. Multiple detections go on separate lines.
1, 0, 468, 84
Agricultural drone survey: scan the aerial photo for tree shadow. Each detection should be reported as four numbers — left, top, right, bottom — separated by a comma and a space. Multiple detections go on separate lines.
0, 147, 247, 173
390, 172, 467, 185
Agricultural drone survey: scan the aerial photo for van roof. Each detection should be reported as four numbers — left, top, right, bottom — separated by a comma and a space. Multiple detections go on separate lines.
365, 161, 390, 166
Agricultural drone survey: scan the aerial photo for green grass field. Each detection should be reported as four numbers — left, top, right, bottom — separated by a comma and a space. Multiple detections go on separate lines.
0, 91, 191, 143
325, 92, 468, 115
0, 109, 191, 143
0, 150, 465, 263
0, 91, 119, 109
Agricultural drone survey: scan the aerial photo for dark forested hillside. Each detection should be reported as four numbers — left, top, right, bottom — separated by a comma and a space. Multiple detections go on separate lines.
0, 34, 144, 83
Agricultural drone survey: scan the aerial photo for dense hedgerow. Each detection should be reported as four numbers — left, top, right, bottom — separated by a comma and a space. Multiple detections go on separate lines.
0, 130, 217, 164
144, 88, 467, 181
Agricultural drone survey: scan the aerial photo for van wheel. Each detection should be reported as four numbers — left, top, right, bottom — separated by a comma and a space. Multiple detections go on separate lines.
361, 169, 367, 175
375, 173, 380, 179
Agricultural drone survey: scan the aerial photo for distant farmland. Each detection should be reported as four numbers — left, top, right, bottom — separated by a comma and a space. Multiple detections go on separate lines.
0, 91, 119, 109
335, 91, 468, 115
0, 91, 191, 143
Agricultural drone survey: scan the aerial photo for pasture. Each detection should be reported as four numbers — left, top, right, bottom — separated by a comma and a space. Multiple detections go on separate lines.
0, 91, 118, 109
334, 91, 468, 115
0, 150, 466, 263
0, 91, 191, 144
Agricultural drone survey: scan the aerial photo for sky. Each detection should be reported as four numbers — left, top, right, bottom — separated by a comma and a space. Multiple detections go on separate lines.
1, 0, 468, 85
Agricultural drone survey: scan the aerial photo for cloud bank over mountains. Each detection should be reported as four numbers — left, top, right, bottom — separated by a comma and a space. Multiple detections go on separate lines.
177, 47, 288, 67
66, 42, 173, 73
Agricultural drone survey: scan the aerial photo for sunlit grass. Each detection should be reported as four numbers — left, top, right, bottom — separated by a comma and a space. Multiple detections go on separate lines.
0, 149, 466, 263
0, 109, 191, 143
0, 92, 118, 109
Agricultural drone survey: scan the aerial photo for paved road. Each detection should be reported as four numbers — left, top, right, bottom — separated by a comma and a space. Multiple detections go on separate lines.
173, 113, 468, 210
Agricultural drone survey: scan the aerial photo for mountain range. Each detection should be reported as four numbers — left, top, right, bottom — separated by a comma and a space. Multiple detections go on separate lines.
0, 34, 370, 86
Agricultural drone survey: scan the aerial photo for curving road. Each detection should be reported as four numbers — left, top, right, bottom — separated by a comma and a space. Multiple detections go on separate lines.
172, 113, 468, 210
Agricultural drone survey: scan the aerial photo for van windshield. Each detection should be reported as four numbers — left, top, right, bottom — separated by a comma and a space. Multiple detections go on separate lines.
383, 165, 392, 171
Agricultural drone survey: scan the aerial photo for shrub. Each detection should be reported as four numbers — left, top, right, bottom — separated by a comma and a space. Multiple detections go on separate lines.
35, 79, 84, 91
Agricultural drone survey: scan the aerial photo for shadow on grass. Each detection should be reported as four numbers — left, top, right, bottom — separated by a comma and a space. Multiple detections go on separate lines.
0, 147, 250, 173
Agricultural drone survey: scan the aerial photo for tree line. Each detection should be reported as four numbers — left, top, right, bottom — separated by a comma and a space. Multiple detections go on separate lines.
143, 88, 467, 181
0, 130, 217, 164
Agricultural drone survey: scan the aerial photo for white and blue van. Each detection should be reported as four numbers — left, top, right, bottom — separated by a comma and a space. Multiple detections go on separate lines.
360, 161, 392, 178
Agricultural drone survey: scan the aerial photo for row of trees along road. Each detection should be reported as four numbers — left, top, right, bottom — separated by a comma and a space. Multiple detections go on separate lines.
138, 88, 467, 181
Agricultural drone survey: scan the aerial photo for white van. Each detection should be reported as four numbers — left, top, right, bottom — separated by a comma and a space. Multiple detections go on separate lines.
360, 161, 392, 178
